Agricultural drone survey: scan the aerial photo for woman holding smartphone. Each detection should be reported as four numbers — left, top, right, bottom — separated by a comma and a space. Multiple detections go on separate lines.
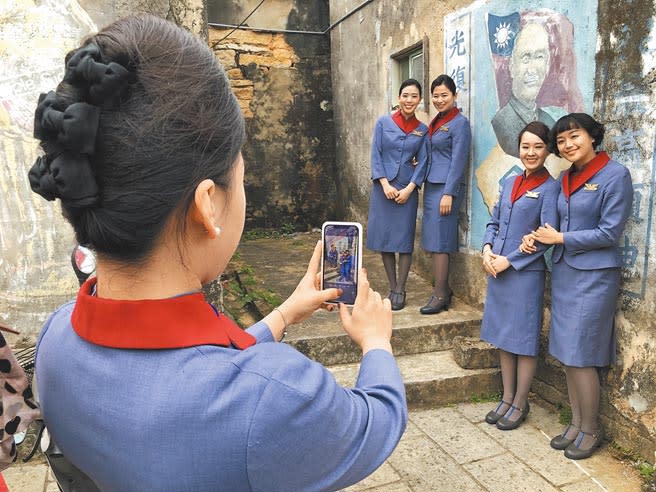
420, 74, 471, 314
480, 122, 559, 430
366, 79, 429, 311
33, 16, 406, 490
522, 113, 633, 459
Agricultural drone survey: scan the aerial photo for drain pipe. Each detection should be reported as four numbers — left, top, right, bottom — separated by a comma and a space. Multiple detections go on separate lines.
208, 0, 376, 36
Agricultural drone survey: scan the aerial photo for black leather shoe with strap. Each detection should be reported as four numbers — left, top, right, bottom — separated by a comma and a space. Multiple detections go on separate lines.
496, 402, 530, 431
485, 400, 512, 424
564, 427, 604, 460
550, 424, 580, 450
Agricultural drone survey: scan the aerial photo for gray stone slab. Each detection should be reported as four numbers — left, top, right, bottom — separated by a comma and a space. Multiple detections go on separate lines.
343, 482, 412, 492
341, 462, 402, 491
328, 351, 501, 407
477, 420, 587, 486
560, 478, 611, 492
463, 453, 560, 492
3, 463, 48, 492
410, 406, 504, 464
387, 433, 486, 492
455, 400, 496, 424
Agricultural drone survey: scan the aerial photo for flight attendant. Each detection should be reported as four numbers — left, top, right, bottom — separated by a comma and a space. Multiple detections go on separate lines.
420, 75, 471, 314
480, 122, 559, 430
366, 79, 429, 311
523, 113, 633, 459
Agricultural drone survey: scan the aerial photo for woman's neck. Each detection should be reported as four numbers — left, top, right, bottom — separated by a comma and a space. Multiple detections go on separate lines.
574, 150, 598, 171
95, 245, 202, 300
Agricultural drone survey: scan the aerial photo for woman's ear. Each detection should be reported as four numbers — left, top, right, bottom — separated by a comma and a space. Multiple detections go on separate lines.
191, 179, 223, 239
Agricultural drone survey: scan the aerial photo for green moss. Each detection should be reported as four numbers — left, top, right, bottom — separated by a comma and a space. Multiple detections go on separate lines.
470, 392, 502, 404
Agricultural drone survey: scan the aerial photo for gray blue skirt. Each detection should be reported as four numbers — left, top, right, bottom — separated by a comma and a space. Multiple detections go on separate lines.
549, 260, 619, 367
421, 182, 463, 253
366, 179, 418, 253
480, 268, 545, 356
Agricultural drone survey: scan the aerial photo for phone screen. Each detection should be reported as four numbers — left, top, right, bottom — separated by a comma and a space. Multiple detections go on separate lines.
322, 222, 361, 305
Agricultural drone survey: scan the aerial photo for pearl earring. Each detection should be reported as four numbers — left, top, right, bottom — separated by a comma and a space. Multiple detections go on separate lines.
214, 226, 222, 237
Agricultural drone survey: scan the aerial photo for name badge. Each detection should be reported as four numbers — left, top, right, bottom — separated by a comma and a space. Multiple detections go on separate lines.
411, 130, 424, 136
525, 191, 540, 199
584, 183, 599, 191
439, 126, 449, 132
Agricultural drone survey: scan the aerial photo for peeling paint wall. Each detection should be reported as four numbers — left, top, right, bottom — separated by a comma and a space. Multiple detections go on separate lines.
0, 0, 206, 342
330, 0, 656, 461
210, 0, 337, 230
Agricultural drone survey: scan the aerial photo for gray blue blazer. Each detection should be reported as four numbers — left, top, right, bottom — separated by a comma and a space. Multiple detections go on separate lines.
483, 174, 560, 271
425, 111, 471, 196
553, 159, 633, 270
370, 115, 429, 187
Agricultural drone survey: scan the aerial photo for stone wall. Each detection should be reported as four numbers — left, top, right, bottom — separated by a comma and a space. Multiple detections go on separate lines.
329, 0, 656, 462
209, 0, 337, 230
0, 0, 206, 341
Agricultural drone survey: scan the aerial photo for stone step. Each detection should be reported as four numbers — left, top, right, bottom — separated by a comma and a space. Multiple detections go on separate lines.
328, 350, 501, 407
287, 304, 482, 366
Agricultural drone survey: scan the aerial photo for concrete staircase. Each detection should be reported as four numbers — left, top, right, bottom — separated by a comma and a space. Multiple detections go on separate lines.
238, 233, 501, 408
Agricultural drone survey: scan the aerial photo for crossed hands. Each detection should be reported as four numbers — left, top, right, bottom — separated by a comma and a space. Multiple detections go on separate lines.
382, 181, 414, 204
482, 247, 510, 278
519, 223, 563, 254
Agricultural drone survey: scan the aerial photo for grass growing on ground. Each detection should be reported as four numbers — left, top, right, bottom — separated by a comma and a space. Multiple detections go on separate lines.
608, 442, 656, 490
557, 404, 572, 426
470, 391, 502, 404
207, 251, 282, 328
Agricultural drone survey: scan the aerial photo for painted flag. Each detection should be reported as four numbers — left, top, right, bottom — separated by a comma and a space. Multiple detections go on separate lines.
487, 12, 520, 57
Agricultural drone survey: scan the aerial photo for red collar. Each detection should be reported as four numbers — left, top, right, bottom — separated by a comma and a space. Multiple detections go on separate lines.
510, 168, 550, 203
391, 110, 421, 134
71, 278, 256, 350
429, 107, 459, 135
562, 151, 610, 199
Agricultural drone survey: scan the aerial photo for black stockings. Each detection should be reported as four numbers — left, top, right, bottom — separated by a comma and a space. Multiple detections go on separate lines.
564, 366, 601, 447
431, 253, 450, 298
498, 350, 537, 422
381, 252, 412, 293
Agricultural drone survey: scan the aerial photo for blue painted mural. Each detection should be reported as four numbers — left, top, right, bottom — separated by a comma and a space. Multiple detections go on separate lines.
444, 1, 598, 249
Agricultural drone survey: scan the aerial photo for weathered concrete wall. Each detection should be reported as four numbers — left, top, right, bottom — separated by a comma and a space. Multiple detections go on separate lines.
0, 0, 206, 342
210, 0, 337, 230
330, 0, 656, 461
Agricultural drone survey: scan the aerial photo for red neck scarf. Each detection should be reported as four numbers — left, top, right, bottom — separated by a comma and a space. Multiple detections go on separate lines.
510, 167, 550, 203
562, 151, 610, 199
71, 278, 256, 350
429, 107, 459, 136
391, 110, 421, 134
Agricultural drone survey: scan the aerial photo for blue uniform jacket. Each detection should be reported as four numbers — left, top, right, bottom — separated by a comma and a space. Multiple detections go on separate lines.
553, 159, 633, 270
483, 174, 560, 271
425, 112, 471, 196
36, 303, 407, 492
370, 115, 429, 187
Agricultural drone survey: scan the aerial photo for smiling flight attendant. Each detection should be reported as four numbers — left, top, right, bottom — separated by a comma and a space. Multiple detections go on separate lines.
480, 122, 559, 431
523, 113, 633, 459
366, 79, 429, 311
420, 74, 471, 314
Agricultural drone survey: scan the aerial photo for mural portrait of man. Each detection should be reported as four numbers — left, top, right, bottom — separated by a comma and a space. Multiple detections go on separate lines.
491, 22, 554, 157
487, 10, 585, 158
446, 1, 598, 246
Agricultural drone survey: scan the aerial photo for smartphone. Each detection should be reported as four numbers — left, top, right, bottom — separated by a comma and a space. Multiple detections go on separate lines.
321, 221, 363, 306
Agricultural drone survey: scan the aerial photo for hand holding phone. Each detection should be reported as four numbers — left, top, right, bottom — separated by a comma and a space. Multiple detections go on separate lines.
320, 222, 363, 306
338, 269, 393, 354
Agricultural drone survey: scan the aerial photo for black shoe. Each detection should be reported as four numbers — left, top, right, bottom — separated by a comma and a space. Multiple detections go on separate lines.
550, 424, 579, 450
391, 291, 406, 311
485, 400, 512, 424
419, 292, 452, 315
496, 402, 530, 431
564, 427, 604, 460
